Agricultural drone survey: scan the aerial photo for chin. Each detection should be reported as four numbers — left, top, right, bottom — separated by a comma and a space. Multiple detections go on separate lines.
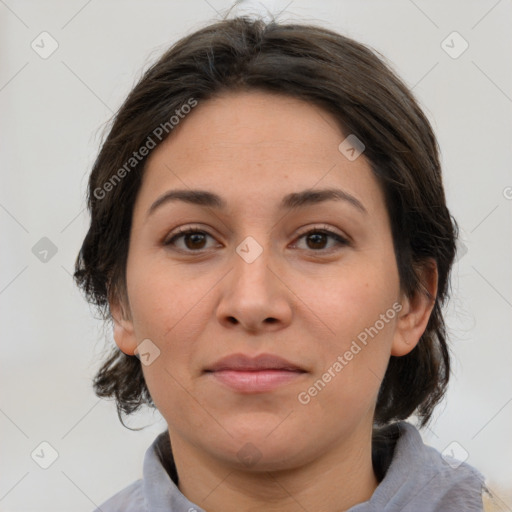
205, 424, 315, 471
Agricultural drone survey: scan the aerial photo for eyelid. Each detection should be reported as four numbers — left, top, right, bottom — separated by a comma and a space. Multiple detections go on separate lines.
294, 224, 350, 243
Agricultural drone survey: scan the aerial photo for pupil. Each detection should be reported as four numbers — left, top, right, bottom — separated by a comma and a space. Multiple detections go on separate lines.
308, 233, 325, 249
187, 233, 205, 249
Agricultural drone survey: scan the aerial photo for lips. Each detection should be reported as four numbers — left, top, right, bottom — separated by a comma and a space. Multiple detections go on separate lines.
205, 353, 305, 372
204, 353, 307, 393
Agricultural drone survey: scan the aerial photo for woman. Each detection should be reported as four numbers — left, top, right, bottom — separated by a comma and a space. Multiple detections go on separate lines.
74, 16, 486, 511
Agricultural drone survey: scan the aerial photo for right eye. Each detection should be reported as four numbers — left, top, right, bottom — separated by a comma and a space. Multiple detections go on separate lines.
163, 226, 220, 252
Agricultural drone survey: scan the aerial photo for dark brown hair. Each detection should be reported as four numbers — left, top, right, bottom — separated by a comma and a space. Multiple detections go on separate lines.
74, 16, 458, 428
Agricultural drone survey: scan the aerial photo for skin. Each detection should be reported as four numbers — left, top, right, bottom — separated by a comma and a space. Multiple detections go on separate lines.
111, 90, 437, 512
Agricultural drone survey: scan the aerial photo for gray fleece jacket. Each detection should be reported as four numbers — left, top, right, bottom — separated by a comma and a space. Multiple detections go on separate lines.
94, 421, 485, 511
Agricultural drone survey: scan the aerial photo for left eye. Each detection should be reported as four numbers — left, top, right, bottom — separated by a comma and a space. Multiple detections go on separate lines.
293, 228, 349, 251
164, 226, 349, 252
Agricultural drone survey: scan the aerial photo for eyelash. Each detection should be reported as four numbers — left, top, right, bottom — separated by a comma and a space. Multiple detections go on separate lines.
163, 224, 350, 254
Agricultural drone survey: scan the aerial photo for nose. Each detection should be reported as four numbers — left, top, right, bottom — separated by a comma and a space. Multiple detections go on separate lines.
215, 240, 293, 333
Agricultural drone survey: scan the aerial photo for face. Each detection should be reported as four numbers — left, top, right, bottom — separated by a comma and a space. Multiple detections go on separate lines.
112, 90, 431, 471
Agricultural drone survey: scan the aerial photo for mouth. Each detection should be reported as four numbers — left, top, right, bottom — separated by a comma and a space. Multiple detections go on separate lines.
204, 353, 307, 393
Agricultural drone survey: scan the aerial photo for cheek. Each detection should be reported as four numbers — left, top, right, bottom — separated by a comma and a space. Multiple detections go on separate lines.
126, 253, 209, 337
124, 261, 207, 399
303, 256, 400, 342
300, 254, 400, 392
296, 308, 398, 433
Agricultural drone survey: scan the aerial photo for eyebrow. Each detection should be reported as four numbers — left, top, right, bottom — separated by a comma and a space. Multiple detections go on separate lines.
147, 187, 368, 217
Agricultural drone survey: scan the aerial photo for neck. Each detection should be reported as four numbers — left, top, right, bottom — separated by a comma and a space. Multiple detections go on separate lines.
169, 425, 379, 512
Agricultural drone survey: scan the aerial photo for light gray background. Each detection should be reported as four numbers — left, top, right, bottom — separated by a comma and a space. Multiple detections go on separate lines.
1, 0, 511, 510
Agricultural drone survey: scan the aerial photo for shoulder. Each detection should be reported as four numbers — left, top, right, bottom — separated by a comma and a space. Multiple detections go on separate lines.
92, 479, 145, 512
400, 422, 484, 482
366, 422, 486, 511
416, 433, 486, 510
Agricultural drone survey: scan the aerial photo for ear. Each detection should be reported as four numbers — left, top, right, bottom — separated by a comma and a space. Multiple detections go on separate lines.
391, 259, 438, 357
109, 295, 138, 356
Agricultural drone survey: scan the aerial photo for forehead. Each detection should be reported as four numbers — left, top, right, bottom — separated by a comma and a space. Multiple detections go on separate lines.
138, 90, 385, 217
151, 90, 344, 164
